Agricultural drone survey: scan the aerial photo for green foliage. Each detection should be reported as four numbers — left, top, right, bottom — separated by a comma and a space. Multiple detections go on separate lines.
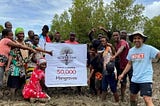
0, 25, 4, 33
144, 15, 160, 49
50, 11, 71, 40
50, 0, 148, 44
106, 0, 146, 32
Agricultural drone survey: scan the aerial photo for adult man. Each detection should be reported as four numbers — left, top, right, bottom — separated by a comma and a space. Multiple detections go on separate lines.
25, 30, 34, 44
1, 21, 13, 39
118, 31, 160, 106
111, 30, 130, 101
65, 32, 79, 44
39, 25, 51, 49
120, 30, 132, 48
65, 32, 81, 94
4, 21, 12, 30
120, 30, 133, 82
54, 32, 62, 43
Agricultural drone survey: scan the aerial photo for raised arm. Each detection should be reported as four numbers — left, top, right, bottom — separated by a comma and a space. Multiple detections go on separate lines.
99, 26, 112, 40
88, 28, 96, 42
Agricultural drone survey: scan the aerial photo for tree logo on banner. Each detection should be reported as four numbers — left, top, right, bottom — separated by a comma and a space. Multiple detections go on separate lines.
57, 46, 76, 65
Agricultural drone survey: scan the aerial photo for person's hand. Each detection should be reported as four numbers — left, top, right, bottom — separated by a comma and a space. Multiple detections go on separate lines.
48, 51, 53, 56
107, 43, 113, 47
114, 73, 117, 80
5, 66, 9, 72
4, 70, 8, 77
87, 79, 90, 85
111, 55, 116, 61
118, 73, 124, 81
31, 49, 36, 53
98, 26, 104, 30
91, 28, 96, 32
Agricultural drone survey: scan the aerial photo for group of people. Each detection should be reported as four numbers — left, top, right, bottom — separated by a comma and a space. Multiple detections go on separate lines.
0, 21, 56, 102
0, 21, 160, 106
87, 27, 160, 106
0, 21, 82, 102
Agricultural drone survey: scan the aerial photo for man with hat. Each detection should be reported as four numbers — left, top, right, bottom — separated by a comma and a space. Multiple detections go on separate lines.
118, 31, 160, 106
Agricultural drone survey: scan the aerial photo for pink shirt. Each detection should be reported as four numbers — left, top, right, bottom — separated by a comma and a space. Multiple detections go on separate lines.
0, 38, 12, 66
65, 40, 79, 44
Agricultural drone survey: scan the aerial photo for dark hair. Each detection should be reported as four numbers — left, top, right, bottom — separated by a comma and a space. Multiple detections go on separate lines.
101, 36, 109, 42
92, 39, 101, 49
28, 30, 34, 35
33, 34, 39, 38
4, 21, 11, 28
89, 44, 98, 54
2, 29, 12, 38
42, 25, 49, 31
113, 30, 120, 34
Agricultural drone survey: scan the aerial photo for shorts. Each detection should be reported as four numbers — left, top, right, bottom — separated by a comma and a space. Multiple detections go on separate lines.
95, 78, 101, 89
130, 82, 152, 97
102, 73, 117, 93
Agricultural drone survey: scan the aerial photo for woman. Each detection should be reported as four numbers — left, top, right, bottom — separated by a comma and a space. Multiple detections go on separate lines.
22, 58, 50, 103
0, 29, 36, 90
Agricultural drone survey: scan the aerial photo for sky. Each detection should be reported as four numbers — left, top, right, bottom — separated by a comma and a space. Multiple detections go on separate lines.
0, 0, 160, 37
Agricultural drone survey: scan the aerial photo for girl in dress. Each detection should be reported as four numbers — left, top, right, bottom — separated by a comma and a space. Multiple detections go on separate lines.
22, 58, 50, 102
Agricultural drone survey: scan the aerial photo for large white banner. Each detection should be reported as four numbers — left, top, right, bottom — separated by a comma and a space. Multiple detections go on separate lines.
45, 43, 87, 87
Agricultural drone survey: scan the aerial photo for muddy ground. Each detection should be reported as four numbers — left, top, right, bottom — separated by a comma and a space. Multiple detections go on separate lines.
0, 62, 159, 106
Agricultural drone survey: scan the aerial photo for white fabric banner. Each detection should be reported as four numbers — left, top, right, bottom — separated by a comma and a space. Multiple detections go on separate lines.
45, 43, 87, 87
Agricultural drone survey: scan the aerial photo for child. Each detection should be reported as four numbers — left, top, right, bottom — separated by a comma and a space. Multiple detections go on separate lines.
22, 58, 50, 102
88, 45, 103, 98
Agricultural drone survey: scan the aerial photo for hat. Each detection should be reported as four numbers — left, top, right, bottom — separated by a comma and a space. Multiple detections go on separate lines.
42, 25, 49, 31
15, 27, 24, 36
129, 31, 147, 42
70, 32, 76, 36
37, 58, 47, 65
120, 30, 127, 34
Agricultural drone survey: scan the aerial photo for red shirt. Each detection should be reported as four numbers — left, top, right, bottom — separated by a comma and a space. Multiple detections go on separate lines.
115, 39, 129, 70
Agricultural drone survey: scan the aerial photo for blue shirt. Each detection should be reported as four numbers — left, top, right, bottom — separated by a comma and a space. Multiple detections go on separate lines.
127, 44, 159, 83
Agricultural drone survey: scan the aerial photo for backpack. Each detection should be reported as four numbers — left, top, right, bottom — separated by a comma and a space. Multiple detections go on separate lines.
106, 61, 115, 75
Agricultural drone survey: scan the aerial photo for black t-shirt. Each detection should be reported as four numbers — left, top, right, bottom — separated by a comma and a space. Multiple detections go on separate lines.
90, 54, 103, 73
